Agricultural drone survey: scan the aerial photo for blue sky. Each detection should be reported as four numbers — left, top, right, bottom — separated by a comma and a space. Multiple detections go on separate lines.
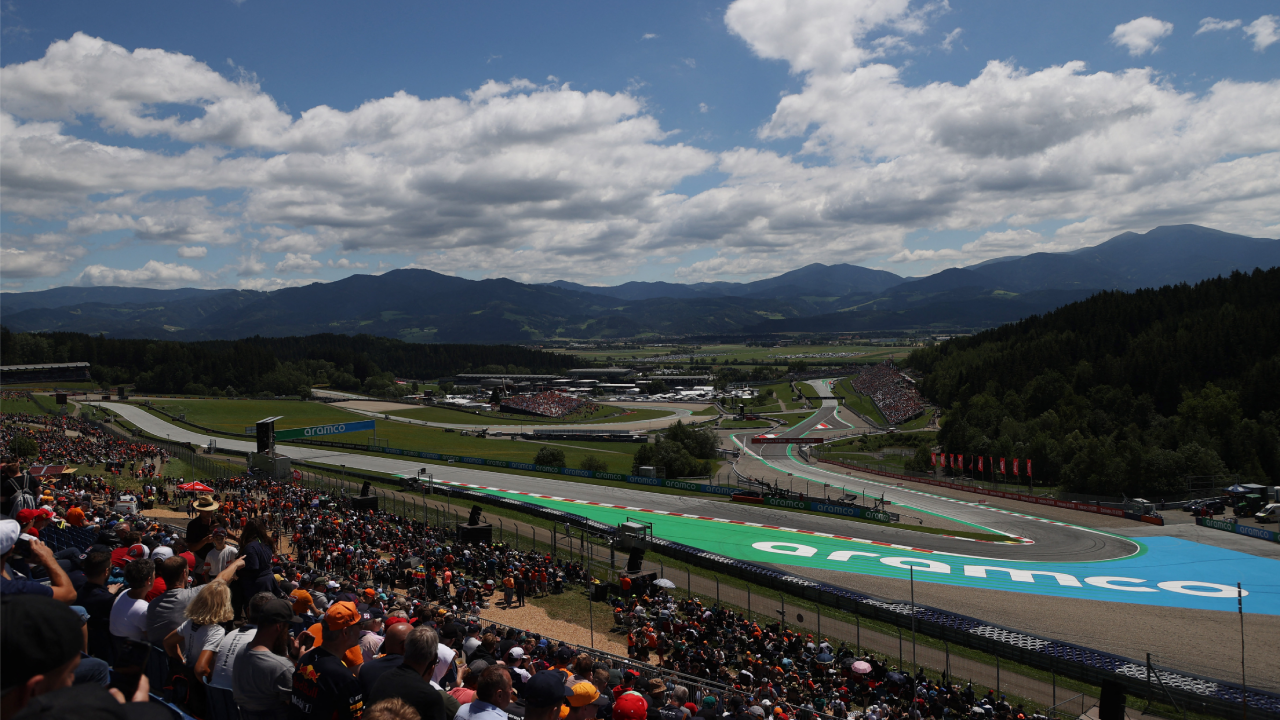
2, 0, 1277, 292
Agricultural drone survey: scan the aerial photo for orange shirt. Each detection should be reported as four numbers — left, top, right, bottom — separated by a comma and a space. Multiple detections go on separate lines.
306, 622, 364, 668
66, 507, 87, 527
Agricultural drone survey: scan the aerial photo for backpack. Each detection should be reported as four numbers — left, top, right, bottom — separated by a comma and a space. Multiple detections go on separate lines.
7, 475, 38, 515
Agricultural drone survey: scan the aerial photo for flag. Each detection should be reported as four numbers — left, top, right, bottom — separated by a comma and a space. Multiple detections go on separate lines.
977, 456, 983, 472
1013, 458, 1020, 476
1027, 459, 1033, 477
999, 457, 1005, 474
931, 452, 937, 467
942, 454, 949, 468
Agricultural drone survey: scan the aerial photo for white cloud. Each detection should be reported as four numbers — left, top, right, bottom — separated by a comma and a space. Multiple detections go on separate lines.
682, 58, 697, 68
941, 27, 963, 52
1110, 17, 1174, 56
1244, 15, 1279, 52
327, 258, 368, 269
642, 33, 658, 40
235, 277, 316, 291
699, 102, 710, 113
1196, 17, 1241, 35
232, 253, 265, 277
75, 260, 204, 288
0, 241, 86, 278
274, 252, 322, 274
65, 197, 239, 245
177, 245, 207, 258
259, 233, 329, 254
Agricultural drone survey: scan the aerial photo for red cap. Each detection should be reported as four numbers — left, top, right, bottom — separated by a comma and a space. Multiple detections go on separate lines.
614, 692, 649, 720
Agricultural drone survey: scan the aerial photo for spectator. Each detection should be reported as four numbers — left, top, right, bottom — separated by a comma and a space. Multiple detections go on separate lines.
368, 626, 447, 720
0, 518, 76, 602
359, 621, 412, 699
290, 601, 365, 720
147, 554, 244, 644
614, 690, 650, 720
75, 551, 115, 660
449, 660, 487, 704
186, 496, 219, 564
365, 698, 422, 720
201, 527, 239, 582
211, 592, 277, 690
455, 666, 513, 720
565, 678, 608, 720
522, 670, 573, 720
359, 607, 386, 663
163, 579, 234, 684
0, 594, 96, 716
109, 558, 154, 645
233, 597, 299, 720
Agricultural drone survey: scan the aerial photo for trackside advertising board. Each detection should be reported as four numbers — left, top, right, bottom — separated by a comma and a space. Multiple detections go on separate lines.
275, 420, 375, 441
752, 437, 825, 444
1198, 516, 1280, 543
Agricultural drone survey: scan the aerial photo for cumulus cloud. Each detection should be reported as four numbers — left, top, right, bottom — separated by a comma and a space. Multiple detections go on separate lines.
1110, 17, 1174, 56
274, 253, 322, 274
642, 33, 657, 40
235, 277, 316, 291
259, 233, 329, 254
1245, 15, 1279, 51
75, 260, 204, 288
177, 245, 207, 258
327, 258, 368, 269
0, 240, 87, 278
1196, 17, 1241, 35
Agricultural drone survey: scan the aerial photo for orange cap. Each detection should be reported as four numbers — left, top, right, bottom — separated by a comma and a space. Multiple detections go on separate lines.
324, 601, 361, 631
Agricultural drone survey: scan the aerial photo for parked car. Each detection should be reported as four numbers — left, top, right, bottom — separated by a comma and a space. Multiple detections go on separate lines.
1184, 498, 1226, 514
1254, 503, 1280, 523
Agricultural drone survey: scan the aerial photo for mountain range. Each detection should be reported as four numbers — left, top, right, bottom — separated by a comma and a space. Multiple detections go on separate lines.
3, 225, 1278, 343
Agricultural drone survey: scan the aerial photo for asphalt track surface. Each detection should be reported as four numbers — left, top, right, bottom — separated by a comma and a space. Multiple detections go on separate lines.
102, 400, 1133, 562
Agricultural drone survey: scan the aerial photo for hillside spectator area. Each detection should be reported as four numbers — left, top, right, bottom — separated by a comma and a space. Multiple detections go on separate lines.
500, 391, 598, 419
850, 362, 926, 425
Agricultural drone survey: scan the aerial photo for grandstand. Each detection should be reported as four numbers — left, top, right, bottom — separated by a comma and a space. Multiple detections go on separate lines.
850, 361, 927, 425
0, 361, 91, 386
500, 391, 595, 418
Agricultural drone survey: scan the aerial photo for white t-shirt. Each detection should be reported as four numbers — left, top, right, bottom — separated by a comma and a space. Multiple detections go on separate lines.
177, 619, 226, 668
109, 593, 151, 642
203, 545, 239, 577
209, 625, 257, 689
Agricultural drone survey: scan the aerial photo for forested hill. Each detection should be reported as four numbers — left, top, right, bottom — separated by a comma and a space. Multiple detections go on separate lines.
0, 330, 576, 397
905, 268, 1280, 497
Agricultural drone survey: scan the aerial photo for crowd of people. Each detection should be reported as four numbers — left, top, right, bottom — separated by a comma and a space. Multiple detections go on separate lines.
1, 449, 1041, 720
848, 364, 926, 426
500, 393, 596, 419
2, 410, 170, 477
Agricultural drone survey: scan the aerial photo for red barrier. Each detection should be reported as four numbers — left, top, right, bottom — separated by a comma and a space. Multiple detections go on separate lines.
817, 459, 1162, 524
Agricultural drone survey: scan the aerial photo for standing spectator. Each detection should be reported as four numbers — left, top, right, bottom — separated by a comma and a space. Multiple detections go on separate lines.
148, 554, 244, 644
0, 519, 76, 602
359, 621, 412, 699
522, 671, 573, 720
211, 592, 276, 690
201, 527, 239, 582
163, 579, 234, 684
186, 496, 218, 563
238, 518, 280, 607
290, 601, 365, 720
233, 597, 300, 720
368, 626, 448, 720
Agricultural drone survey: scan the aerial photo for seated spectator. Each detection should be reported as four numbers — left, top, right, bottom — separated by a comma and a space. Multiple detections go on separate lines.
75, 551, 115, 661
0, 594, 85, 716
232, 597, 299, 720
369, 626, 447, 720
454, 666, 513, 720
0, 518, 76, 602
359, 621, 412, 699
108, 558, 154, 649
211, 592, 276, 690
291, 601, 365, 720
148, 554, 244, 644
163, 579, 234, 684
521, 670, 573, 720
365, 697, 422, 720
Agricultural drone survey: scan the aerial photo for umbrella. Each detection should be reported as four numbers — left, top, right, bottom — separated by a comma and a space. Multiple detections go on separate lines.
886, 671, 907, 684
177, 481, 214, 493
653, 578, 676, 588
817, 653, 835, 664
851, 661, 872, 675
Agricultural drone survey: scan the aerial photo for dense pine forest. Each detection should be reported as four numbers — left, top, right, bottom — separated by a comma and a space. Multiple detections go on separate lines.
0, 330, 576, 397
905, 268, 1280, 497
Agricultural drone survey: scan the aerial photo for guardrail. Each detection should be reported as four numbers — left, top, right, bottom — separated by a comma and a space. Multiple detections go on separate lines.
817, 459, 1165, 526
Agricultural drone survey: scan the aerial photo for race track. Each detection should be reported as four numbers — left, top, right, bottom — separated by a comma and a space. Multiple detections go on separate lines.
97, 401, 1280, 614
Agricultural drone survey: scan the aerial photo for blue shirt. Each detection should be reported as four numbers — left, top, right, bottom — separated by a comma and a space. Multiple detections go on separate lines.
0, 563, 53, 597
456, 699, 509, 720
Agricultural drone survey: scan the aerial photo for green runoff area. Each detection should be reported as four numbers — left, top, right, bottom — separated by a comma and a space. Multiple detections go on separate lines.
136, 398, 654, 476
383, 404, 674, 425
0, 394, 63, 415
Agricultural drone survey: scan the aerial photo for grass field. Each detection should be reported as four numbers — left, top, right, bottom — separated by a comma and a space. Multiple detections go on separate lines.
147, 398, 357, 434
898, 408, 935, 430
385, 404, 674, 426
820, 451, 908, 469
771, 411, 815, 426
719, 419, 772, 429
692, 406, 721, 416
1, 395, 61, 415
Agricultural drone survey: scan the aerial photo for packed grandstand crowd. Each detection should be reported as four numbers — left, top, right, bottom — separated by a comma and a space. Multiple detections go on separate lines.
499, 392, 597, 419
848, 364, 926, 426
2, 410, 170, 477
1, 444, 1040, 720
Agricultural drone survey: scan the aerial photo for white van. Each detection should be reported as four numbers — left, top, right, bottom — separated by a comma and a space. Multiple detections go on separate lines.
1254, 503, 1280, 523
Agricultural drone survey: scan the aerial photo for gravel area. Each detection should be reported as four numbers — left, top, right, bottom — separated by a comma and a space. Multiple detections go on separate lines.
478, 602, 628, 656
786, 564, 1280, 692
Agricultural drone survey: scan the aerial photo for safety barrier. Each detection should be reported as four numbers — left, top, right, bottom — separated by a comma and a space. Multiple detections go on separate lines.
728, 494, 900, 523
817, 459, 1165, 526
1197, 516, 1280, 543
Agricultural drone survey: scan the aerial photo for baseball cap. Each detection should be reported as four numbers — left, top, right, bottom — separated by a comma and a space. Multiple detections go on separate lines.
468, 659, 490, 675
748, 707, 766, 717
567, 679, 607, 707
554, 645, 575, 661
507, 646, 525, 660
212, 527, 227, 537
322, 601, 362, 631
523, 671, 573, 709
614, 692, 649, 720
0, 595, 84, 694
253, 597, 303, 625
703, 696, 718, 707
0, 519, 19, 556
